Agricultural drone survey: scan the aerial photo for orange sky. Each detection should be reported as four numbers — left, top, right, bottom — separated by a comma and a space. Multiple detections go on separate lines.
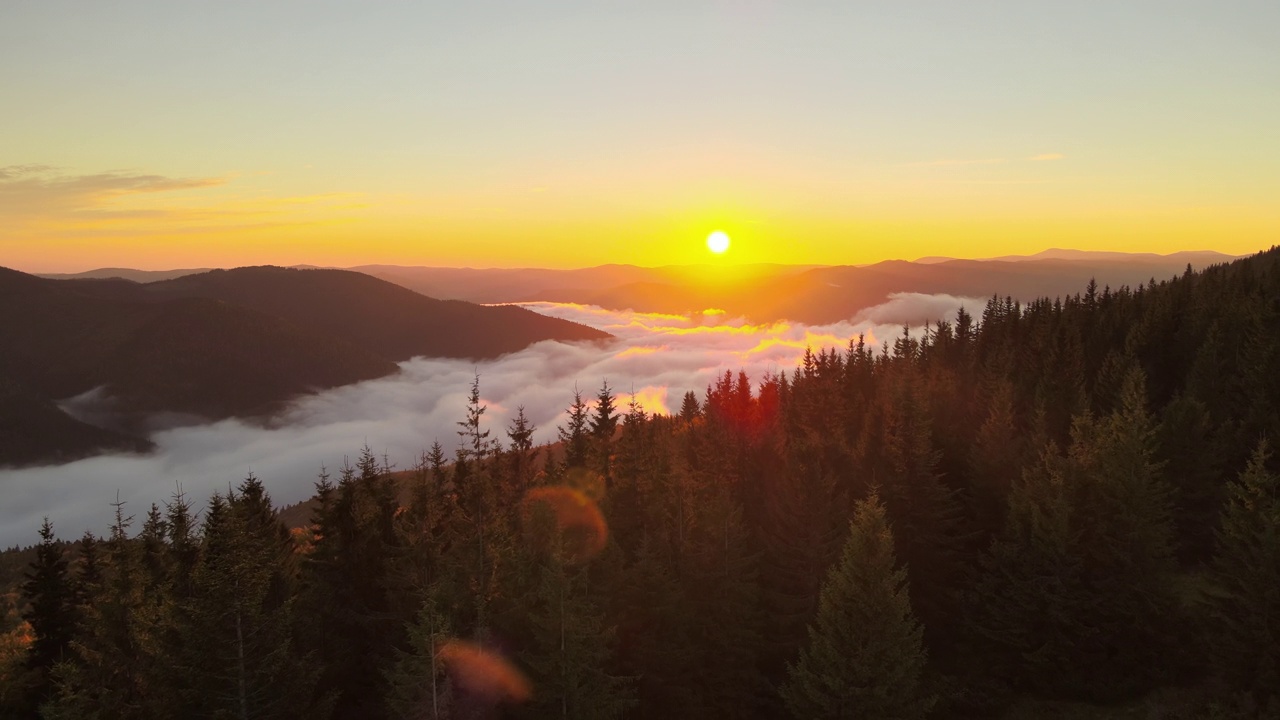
3, 3, 1277, 272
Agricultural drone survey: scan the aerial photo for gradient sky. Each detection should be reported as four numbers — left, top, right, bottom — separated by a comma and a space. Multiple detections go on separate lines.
2, 0, 1277, 271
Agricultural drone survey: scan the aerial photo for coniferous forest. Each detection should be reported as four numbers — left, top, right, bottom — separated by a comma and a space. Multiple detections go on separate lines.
3, 248, 1279, 719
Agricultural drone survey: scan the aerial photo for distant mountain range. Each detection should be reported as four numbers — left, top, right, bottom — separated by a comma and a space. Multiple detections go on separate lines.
914, 248, 1234, 265
0, 266, 608, 467
357, 250, 1241, 324
40, 250, 1240, 326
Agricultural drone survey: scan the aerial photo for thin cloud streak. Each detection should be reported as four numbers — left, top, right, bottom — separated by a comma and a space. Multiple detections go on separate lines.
0, 165, 364, 242
0, 165, 228, 216
0, 293, 985, 547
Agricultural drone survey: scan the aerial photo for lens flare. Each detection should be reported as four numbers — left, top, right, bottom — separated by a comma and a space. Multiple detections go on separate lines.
439, 640, 532, 704
520, 485, 609, 562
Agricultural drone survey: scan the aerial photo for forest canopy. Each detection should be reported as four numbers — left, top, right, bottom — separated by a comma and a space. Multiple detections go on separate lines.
3, 247, 1279, 719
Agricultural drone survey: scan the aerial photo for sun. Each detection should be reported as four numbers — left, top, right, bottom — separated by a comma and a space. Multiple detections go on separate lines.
706, 230, 730, 254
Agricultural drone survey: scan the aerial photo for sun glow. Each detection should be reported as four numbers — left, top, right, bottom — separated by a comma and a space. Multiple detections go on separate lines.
706, 230, 730, 254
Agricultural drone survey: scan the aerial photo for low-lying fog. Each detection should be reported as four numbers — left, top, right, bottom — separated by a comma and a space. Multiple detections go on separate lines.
0, 293, 983, 547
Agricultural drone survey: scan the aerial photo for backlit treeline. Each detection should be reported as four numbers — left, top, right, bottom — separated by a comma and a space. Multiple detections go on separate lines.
5, 247, 1280, 718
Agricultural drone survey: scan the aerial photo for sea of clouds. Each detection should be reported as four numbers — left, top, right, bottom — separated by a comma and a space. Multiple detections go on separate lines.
0, 292, 983, 547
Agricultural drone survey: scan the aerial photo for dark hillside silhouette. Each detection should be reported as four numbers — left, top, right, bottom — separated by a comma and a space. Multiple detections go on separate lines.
0, 266, 609, 466
0, 375, 152, 466
145, 266, 609, 361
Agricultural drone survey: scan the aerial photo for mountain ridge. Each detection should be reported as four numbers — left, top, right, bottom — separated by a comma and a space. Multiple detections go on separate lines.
0, 266, 610, 467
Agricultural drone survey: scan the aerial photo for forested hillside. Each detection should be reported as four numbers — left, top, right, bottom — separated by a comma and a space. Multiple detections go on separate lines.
3, 248, 1278, 718
0, 266, 609, 466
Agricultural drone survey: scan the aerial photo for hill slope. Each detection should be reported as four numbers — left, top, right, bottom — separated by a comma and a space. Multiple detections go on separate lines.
144, 266, 609, 361
0, 266, 610, 466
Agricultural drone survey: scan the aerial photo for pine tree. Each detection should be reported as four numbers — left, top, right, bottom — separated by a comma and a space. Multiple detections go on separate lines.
20, 518, 77, 712
780, 494, 932, 719
589, 381, 619, 486
300, 456, 402, 719
73, 532, 102, 610
507, 406, 538, 492
683, 486, 766, 716
559, 390, 591, 470
1070, 368, 1177, 697
968, 381, 1023, 540
164, 487, 199, 604
451, 382, 509, 635
873, 377, 967, 639
384, 589, 454, 720
678, 391, 701, 425
43, 498, 149, 719
519, 504, 634, 719
388, 449, 455, 632
457, 373, 495, 461
609, 535, 697, 717
968, 369, 1178, 702
966, 443, 1093, 703
138, 504, 169, 606
171, 478, 325, 719
1207, 439, 1280, 707
759, 457, 846, 677
1157, 392, 1225, 562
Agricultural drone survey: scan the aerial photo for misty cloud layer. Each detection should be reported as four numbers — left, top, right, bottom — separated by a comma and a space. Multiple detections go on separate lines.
0, 293, 984, 547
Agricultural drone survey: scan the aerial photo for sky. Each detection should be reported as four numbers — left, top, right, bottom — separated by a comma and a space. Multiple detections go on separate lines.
0, 293, 984, 546
2, 0, 1278, 272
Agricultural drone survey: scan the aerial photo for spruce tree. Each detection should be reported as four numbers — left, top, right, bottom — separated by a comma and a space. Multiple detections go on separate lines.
43, 499, 149, 720
507, 407, 538, 492
968, 381, 1023, 540
966, 443, 1093, 702
1157, 392, 1225, 562
171, 479, 325, 719
874, 378, 966, 639
300, 456, 401, 719
969, 369, 1178, 702
73, 532, 102, 610
1208, 439, 1280, 708
678, 391, 701, 425
559, 390, 591, 470
1071, 368, 1177, 697
609, 535, 697, 717
519, 504, 633, 719
20, 518, 77, 713
780, 494, 931, 720
457, 374, 495, 461
683, 486, 766, 716
385, 589, 454, 720
589, 381, 619, 485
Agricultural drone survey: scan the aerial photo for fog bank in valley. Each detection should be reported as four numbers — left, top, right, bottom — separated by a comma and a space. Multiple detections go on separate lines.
0, 293, 983, 547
